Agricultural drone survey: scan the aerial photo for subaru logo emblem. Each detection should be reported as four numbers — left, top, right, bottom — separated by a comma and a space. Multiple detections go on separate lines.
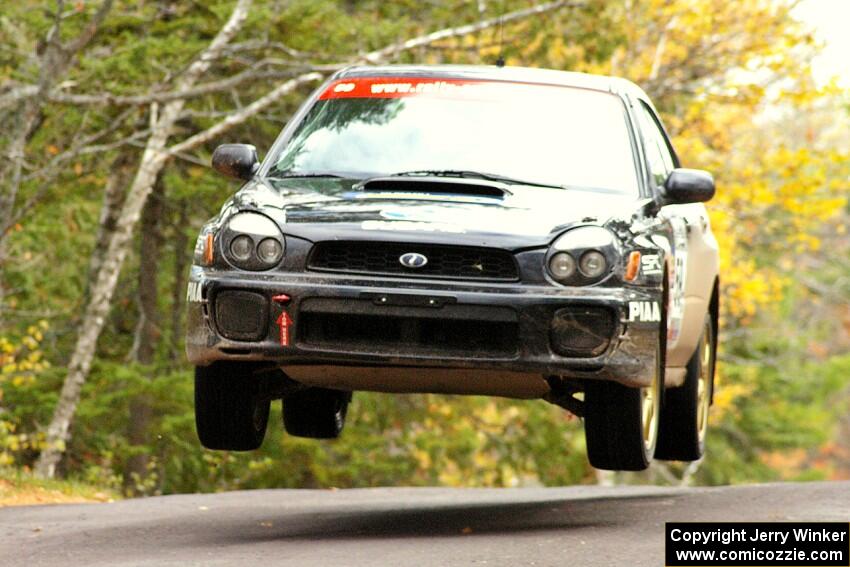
399, 252, 428, 269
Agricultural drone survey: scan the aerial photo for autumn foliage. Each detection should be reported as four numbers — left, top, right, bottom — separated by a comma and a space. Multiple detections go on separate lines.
1, 0, 848, 492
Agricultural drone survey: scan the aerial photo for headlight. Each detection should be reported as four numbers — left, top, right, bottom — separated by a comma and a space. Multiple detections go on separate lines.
230, 235, 253, 261
579, 250, 607, 278
222, 212, 285, 270
549, 252, 577, 279
257, 238, 283, 264
546, 226, 619, 285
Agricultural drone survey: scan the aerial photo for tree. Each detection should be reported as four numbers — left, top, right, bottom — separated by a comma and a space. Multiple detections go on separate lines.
33, 0, 255, 478
0, 1, 118, 315
32, 0, 581, 478
2, 0, 845, 490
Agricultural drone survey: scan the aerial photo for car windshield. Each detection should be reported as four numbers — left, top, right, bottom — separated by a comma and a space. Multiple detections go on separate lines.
267, 77, 640, 194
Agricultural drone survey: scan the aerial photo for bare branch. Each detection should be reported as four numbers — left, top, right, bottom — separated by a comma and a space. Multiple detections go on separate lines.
63, 0, 114, 55
167, 0, 584, 154
0, 0, 116, 251
21, 106, 137, 183
222, 39, 318, 60
3, 111, 140, 238
169, 72, 323, 154
175, 0, 250, 91
648, 15, 678, 81
361, 0, 584, 63
799, 276, 850, 304
0, 85, 39, 110
45, 66, 321, 105
21, 0, 582, 109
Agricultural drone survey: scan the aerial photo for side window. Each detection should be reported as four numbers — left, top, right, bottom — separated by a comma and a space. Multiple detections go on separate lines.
637, 101, 676, 188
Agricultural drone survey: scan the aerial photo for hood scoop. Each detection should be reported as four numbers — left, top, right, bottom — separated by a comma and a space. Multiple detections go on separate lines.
356, 176, 509, 199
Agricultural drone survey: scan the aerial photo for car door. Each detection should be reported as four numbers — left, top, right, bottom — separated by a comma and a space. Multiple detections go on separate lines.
635, 100, 718, 373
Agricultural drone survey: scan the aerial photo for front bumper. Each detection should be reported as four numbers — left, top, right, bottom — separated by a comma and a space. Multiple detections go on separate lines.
186, 267, 662, 389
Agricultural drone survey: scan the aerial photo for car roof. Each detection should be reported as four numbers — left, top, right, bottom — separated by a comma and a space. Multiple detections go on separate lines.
333, 64, 650, 101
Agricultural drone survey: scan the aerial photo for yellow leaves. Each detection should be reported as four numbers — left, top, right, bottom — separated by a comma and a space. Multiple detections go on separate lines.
407, 396, 533, 487
1, 323, 51, 464
711, 367, 755, 420
246, 457, 274, 473
436, 459, 463, 486
523, 31, 545, 59
1, 325, 50, 377
240, 0, 837, 344
682, 95, 849, 324
187, 166, 206, 179
413, 448, 431, 470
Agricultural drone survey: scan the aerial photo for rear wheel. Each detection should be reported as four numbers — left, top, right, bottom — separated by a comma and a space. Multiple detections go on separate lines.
656, 313, 715, 461
195, 362, 270, 451
282, 388, 351, 439
584, 339, 662, 471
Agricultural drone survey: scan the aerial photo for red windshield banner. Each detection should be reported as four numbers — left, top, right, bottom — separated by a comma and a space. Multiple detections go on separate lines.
318, 77, 490, 100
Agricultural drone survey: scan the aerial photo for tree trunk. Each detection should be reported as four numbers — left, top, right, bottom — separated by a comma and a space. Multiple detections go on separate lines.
87, 152, 135, 298
123, 176, 164, 494
0, 238, 7, 320
34, 0, 253, 479
34, 121, 174, 478
168, 200, 189, 363
0, 101, 40, 319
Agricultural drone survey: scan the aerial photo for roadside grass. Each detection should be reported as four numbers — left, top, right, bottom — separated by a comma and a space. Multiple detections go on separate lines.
0, 468, 119, 507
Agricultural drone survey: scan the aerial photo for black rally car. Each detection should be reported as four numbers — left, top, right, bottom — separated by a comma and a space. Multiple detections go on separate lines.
187, 65, 719, 471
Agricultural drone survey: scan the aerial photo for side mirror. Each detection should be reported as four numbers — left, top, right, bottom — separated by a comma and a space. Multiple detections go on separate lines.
212, 144, 259, 181
662, 168, 715, 204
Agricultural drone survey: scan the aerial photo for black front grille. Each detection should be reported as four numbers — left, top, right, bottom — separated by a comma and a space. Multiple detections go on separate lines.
308, 241, 519, 281
298, 298, 519, 358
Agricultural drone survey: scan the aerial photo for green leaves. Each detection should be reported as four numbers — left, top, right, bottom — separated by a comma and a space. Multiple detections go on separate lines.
2, 0, 848, 493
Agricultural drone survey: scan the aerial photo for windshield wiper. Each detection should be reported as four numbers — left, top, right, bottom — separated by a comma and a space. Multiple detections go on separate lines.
390, 169, 565, 189
268, 170, 347, 179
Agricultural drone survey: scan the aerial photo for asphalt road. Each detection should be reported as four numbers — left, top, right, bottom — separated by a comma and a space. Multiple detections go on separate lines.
1, 481, 848, 567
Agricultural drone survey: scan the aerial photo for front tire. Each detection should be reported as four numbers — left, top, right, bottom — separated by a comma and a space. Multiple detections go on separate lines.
655, 313, 715, 461
584, 339, 662, 471
282, 388, 351, 439
195, 362, 270, 451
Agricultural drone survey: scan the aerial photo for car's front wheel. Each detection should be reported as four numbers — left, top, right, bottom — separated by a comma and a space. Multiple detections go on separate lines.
282, 388, 351, 439
195, 362, 270, 451
655, 313, 715, 461
584, 338, 662, 471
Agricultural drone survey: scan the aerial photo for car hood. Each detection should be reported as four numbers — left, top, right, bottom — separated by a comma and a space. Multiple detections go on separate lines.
225, 178, 642, 249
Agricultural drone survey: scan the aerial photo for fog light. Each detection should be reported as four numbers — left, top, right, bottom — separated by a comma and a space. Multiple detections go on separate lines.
550, 306, 615, 357
214, 290, 269, 341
